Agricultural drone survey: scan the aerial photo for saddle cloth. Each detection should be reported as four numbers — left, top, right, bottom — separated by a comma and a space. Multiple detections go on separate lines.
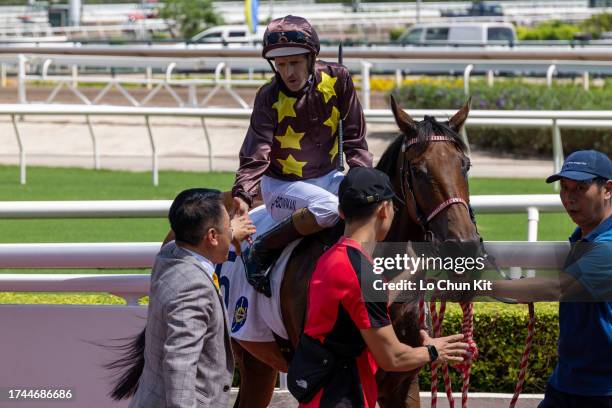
217, 205, 300, 342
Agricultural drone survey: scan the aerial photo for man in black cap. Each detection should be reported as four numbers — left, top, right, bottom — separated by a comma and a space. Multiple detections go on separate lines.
289, 167, 467, 408
487, 150, 612, 408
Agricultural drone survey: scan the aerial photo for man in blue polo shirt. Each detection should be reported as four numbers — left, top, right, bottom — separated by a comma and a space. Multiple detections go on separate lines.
490, 150, 611, 407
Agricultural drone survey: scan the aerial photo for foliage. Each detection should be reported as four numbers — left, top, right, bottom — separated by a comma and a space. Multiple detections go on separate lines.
389, 26, 406, 41
517, 20, 580, 41
580, 12, 612, 39
158, 0, 224, 39
393, 78, 612, 156
418, 302, 559, 393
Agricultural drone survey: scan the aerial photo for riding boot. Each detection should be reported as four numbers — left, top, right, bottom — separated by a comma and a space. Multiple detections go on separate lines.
243, 208, 323, 297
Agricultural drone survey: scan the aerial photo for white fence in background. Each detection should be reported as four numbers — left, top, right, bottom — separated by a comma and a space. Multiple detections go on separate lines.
1, 103, 608, 186
2, 48, 612, 108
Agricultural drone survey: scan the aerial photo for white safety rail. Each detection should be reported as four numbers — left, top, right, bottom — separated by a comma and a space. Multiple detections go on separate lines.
2, 47, 612, 107
0, 241, 570, 302
0, 103, 609, 185
0, 194, 564, 281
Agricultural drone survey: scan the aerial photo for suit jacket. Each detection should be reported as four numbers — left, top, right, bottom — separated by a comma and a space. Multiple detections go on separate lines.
129, 242, 234, 408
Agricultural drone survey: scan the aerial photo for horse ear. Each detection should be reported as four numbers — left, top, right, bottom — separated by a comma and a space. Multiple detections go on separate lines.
449, 97, 471, 132
390, 94, 417, 136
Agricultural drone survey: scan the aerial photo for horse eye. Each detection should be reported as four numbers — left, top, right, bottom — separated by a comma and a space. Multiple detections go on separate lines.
461, 158, 471, 172
411, 165, 427, 178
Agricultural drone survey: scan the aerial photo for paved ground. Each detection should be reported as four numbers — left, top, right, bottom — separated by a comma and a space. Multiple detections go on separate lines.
0, 84, 555, 179
229, 390, 544, 408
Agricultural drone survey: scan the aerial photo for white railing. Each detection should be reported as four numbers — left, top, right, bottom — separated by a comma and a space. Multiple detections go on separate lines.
3, 47, 612, 108
1, 103, 608, 185
0, 195, 565, 292
0, 195, 563, 219
0, 241, 570, 303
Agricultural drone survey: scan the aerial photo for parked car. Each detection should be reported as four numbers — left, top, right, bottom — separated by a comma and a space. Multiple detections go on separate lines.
395, 22, 517, 46
189, 25, 265, 44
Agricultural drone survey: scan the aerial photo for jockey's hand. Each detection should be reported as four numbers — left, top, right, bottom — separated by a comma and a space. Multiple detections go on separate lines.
231, 214, 256, 255
232, 196, 250, 218
420, 330, 468, 365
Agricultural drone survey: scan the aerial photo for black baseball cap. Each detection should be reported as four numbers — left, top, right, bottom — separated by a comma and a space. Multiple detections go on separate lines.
546, 150, 612, 183
339, 167, 396, 212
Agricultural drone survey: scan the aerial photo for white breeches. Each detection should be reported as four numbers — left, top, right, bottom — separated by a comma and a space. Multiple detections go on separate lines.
260, 170, 344, 228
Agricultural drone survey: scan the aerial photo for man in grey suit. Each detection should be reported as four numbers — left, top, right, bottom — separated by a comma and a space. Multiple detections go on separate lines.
109, 188, 255, 408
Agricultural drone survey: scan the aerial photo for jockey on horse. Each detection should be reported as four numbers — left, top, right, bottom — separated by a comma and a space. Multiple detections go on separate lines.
232, 15, 372, 297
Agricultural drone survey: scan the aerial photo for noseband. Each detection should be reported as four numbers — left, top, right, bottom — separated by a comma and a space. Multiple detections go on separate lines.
397, 134, 477, 242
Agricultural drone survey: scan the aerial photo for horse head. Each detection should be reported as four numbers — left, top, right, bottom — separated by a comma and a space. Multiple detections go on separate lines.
384, 95, 481, 258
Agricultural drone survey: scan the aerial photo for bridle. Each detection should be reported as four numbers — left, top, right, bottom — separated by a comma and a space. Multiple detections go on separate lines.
395, 134, 477, 242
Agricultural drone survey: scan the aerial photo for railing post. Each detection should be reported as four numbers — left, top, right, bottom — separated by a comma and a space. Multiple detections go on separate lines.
487, 69, 494, 87
546, 64, 556, 88
42, 59, 53, 79
551, 118, 563, 192
146, 66, 153, 90
86, 115, 100, 170
395, 69, 402, 89
165, 62, 176, 83
582, 71, 589, 91
0, 63, 6, 88
201, 117, 214, 172
214, 62, 225, 83
527, 207, 539, 243
71, 64, 78, 88
188, 84, 197, 107
11, 114, 26, 185
360, 60, 372, 110
526, 207, 539, 278
145, 115, 158, 186
463, 64, 474, 96
461, 127, 471, 156
224, 64, 232, 89
18, 54, 27, 104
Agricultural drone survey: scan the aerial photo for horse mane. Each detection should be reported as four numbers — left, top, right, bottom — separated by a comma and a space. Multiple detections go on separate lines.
375, 115, 467, 177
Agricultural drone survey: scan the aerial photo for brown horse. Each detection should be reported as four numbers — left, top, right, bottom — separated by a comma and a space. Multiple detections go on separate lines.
232, 96, 483, 408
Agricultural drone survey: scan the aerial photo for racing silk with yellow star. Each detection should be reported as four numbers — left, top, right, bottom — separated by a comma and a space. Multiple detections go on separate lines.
231, 61, 372, 206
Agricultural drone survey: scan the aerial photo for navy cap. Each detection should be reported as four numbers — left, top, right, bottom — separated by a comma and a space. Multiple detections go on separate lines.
339, 167, 396, 212
546, 150, 612, 184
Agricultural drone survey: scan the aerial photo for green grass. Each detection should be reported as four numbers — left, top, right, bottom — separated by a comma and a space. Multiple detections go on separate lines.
0, 165, 574, 303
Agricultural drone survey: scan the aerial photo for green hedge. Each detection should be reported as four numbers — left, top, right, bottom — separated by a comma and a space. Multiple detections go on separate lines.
393, 80, 612, 156
517, 21, 580, 41
418, 302, 558, 393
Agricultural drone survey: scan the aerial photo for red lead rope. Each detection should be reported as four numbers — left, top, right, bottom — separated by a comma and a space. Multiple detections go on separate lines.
419, 300, 535, 408
509, 302, 536, 408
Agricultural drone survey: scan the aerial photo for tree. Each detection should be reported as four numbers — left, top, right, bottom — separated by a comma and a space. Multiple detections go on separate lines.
580, 12, 612, 39
159, 0, 224, 39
